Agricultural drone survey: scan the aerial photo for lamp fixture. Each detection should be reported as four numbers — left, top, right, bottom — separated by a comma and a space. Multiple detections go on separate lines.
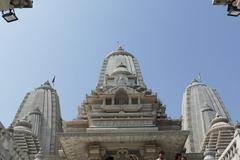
2, 9, 18, 22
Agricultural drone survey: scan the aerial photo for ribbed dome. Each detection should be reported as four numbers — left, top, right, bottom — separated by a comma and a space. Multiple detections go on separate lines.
97, 47, 145, 88
14, 118, 32, 133
106, 46, 135, 58
182, 79, 231, 153
211, 113, 229, 127
202, 114, 234, 158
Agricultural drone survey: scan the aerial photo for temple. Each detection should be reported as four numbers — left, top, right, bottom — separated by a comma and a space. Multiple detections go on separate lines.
60, 47, 189, 160
0, 46, 239, 160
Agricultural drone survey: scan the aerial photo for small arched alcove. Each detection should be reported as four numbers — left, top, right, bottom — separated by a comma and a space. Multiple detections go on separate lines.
114, 89, 129, 105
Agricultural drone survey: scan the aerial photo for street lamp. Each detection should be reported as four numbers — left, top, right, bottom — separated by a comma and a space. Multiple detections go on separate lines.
2, 9, 18, 22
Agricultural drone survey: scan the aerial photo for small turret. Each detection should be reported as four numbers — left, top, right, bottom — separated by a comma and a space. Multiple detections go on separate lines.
202, 113, 234, 159
13, 118, 41, 159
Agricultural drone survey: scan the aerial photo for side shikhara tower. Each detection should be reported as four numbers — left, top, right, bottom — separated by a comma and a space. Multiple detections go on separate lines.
181, 79, 231, 153
12, 81, 63, 159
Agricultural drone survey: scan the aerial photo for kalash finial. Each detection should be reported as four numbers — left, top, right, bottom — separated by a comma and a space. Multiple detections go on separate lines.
197, 73, 202, 82
191, 73, 202, 85
116, 41, 125, 51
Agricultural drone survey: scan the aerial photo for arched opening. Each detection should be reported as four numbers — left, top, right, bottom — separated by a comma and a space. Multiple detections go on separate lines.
114, 89, 128, 105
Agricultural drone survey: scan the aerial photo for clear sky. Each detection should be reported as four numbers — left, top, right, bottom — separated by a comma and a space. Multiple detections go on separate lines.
0, 0, 240, 126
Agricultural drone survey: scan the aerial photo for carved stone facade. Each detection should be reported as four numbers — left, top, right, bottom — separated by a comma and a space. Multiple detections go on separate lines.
1, 47, 240, 160
60, 47, 190, 160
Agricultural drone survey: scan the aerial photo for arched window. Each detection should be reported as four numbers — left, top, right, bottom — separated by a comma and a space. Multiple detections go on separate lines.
115, 89, 128, 105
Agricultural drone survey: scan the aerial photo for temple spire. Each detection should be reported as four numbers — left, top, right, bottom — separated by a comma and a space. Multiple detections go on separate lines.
12, 80, 63, 158
182, 79, 231, 153
98, 47, 146, 88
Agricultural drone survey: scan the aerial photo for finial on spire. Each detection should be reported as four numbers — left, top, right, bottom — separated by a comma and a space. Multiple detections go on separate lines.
43, 81, 51, 86
191, 73, 203, 84
116, 41, 125, 51
198, 73, 202, 82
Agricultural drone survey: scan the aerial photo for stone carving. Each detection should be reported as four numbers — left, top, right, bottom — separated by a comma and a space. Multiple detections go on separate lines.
61, 47, 187, 160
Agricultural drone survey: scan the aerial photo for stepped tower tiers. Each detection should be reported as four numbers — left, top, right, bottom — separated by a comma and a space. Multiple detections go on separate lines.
202, 114, 235, 160
0, 121, 20, 160
60, 47, 192, 160
0, 119, 41, 160
13, 118, 41, 160
12, 81, 63, 159
182, 79, 231, 153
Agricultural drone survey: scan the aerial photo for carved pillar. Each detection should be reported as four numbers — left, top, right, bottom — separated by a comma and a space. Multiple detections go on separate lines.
112, 96, 115, 105
138, 97, 141, 105
88, 144, 101, 160
129, 96, 132, 104
103, 98, 106, 105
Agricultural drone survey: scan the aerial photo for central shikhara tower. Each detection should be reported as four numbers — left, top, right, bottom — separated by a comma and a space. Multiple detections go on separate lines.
60, 47, 189, 160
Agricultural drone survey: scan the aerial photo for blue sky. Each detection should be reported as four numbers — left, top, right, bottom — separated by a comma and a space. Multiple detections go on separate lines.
0, 0, 240, 126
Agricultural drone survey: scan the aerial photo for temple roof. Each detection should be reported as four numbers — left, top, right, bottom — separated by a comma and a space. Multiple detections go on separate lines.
106, 46, 135, 58
182, 79, 231, 153
97, 47, 145, 88
37, 81, 53, 90
12, 81, 63, 156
